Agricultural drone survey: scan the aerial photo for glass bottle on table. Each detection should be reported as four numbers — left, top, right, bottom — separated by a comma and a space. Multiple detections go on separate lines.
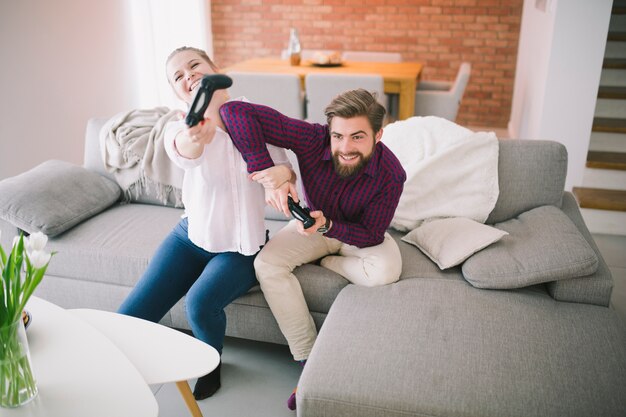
287, 28, 301, 66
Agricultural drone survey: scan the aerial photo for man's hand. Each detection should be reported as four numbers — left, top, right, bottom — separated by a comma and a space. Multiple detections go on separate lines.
251, 165, 298, 217
295, 210, 327, 236
264, 182, 298, 217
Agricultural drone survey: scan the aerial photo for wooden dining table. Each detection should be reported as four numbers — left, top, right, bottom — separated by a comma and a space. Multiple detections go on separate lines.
222, 58, 424, 120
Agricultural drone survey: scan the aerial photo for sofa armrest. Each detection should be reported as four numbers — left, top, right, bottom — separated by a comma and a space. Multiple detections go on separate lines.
546, 191, 613, 307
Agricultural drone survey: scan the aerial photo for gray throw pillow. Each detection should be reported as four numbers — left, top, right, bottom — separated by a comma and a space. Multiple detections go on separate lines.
462, 205, 598, 289
0, 160, 121, 236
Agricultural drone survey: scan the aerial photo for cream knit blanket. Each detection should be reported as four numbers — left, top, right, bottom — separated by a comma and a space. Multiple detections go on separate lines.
99, 107, 184, 207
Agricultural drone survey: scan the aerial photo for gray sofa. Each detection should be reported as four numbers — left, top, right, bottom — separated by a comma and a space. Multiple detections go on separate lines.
0, 118, 625, 417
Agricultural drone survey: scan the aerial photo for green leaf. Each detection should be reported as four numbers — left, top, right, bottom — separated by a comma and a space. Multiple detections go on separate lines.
0, 244, 6, 268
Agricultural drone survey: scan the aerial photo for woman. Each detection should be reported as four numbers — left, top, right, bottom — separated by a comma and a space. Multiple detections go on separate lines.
118, 46, 293, 400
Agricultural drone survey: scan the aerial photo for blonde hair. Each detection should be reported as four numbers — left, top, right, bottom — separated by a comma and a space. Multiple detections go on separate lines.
324, 89, 386, 133
166, 46, 220, 79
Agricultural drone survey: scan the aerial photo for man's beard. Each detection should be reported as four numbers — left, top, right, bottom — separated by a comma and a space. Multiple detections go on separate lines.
332, 151, 373, 178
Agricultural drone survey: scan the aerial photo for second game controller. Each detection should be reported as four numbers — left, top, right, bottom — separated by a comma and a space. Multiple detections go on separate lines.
287, 196, 315, 229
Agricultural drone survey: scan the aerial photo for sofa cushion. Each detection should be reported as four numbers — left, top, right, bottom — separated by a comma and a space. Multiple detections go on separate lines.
0, 160, 121, 237
401, 217, 508, 269
462, 205, 599, 289
228, 263, 349, 315
487, 140, 567, 224
298, 279, 626, 417
545, 192, 613, 307
44, 203, 182, 286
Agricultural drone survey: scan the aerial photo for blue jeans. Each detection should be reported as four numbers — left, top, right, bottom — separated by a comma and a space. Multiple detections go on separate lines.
118, 218, 258, 354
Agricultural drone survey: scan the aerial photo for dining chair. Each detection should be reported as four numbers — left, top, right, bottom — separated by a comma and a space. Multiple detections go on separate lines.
341, 51, 402, 120
414, 62, 471, 122
226, 72, 304, 119
341, 51, 402, 63
304, 73, 385, 124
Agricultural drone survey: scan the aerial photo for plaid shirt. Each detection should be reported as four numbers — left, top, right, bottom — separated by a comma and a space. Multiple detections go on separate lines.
220, 101, 406, 248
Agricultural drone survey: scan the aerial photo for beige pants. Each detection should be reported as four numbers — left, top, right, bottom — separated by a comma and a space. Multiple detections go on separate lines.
254, 220, 402, 360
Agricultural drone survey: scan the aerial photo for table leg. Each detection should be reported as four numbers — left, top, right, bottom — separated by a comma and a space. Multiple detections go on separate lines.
176, 381, 204, 417
398, 79, 417, 120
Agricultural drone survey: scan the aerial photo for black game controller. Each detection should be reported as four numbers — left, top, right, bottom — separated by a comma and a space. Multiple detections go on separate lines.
288, 196, 315, 229
185, 74, 233, 127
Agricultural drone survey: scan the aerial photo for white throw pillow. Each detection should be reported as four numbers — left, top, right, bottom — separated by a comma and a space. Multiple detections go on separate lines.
401, 217, 508, 270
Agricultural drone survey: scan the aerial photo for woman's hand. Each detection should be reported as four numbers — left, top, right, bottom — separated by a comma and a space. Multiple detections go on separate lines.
249, 165, 292, 189
187, 118, 217, 146
174, 112, 218, 159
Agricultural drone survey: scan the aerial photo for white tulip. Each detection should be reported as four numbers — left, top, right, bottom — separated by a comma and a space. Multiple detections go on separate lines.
27, 232, 48, 252
28, 250, 51, 269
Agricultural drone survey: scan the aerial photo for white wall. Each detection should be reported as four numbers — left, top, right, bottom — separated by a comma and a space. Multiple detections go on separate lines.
0, 0, 138, 180
509, 0, 612, 191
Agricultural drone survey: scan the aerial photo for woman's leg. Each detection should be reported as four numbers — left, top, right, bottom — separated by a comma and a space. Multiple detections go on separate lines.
185, 251, 257, 354
185, 251, 257, 400
118, 218, 213, 322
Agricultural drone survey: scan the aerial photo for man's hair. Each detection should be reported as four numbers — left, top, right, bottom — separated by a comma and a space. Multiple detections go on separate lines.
166, 46, 220, 77
324, 89, 386, 133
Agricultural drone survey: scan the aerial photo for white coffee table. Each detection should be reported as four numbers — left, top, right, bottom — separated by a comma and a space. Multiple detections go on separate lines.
4, 297, 158, 417
71, 309, 220, 417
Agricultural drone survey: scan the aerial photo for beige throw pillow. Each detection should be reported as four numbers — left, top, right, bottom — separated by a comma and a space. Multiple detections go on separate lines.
401, 217, 508, 270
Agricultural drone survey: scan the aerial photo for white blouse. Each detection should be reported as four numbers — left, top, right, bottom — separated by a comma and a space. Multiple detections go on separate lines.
164, 116, 290, 256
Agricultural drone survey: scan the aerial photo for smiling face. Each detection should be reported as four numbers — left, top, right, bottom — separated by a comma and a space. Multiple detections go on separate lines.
166, 49, 219, 105
330, 115, 382, 178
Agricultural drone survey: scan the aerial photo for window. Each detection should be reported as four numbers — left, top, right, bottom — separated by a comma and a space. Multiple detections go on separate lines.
127, 0, 211, 109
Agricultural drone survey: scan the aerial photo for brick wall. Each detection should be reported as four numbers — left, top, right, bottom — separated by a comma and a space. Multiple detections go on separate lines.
211, 0, 523, 128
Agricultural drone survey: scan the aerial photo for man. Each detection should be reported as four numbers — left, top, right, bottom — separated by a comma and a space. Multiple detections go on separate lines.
219, 89, 406, 409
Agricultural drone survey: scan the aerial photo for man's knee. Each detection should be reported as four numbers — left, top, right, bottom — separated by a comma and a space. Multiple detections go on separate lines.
363, 260, 401, 287
254, 249, 291, 282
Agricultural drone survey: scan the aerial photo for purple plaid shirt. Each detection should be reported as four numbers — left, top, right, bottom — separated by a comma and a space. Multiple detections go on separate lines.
220, 101, 406, 248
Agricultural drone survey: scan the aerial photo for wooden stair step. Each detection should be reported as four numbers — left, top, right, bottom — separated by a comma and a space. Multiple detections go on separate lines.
573, 187, 626, 212
608, 31, 626, 41
598, 86, 626, 99
593, 117, 626, 134
603, 58, 626, 69
586, 150, 626, 170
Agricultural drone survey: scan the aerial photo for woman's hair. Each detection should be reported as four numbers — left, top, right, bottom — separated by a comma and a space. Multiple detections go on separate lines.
166, 46, 220, 75
324, 89, 386, 133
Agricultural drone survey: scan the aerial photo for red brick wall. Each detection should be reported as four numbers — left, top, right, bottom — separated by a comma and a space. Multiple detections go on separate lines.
211, 0, 523, 127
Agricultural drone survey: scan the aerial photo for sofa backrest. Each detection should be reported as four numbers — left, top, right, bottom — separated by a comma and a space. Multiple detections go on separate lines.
84, 118, 114, 180
84, 117, 305, 215
487, 139, 567, 224
85, 118, 568, 225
